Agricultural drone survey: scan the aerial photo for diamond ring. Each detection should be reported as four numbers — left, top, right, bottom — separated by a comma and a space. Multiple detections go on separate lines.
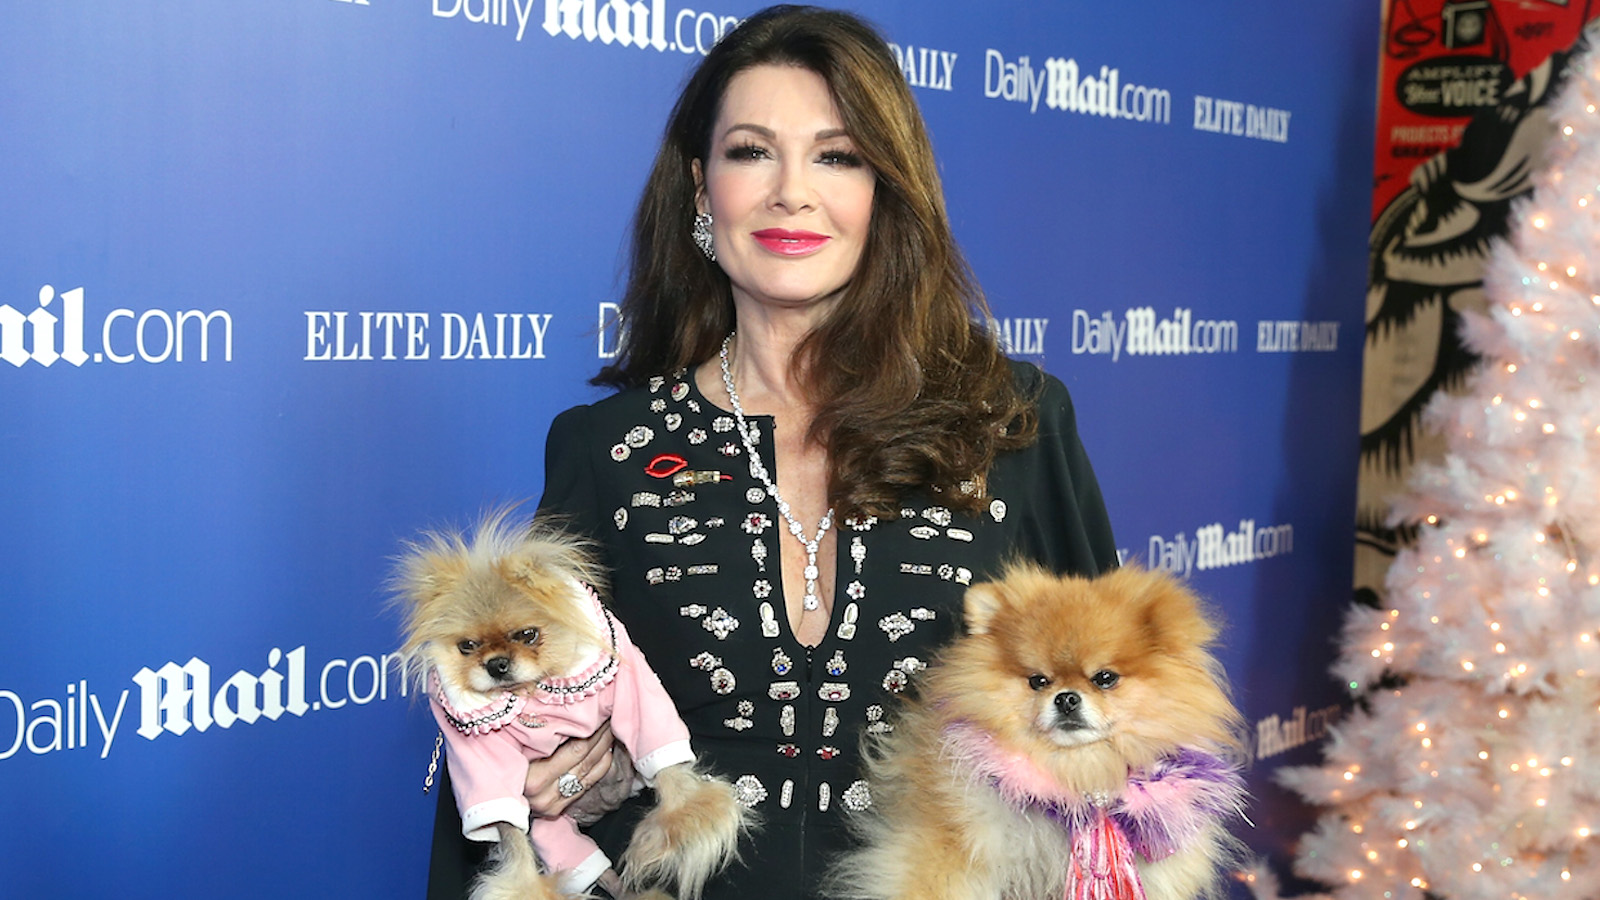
557, 772, 585, 799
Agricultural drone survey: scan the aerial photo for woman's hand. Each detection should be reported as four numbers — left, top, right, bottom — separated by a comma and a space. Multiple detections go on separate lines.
524, 723, 634, 824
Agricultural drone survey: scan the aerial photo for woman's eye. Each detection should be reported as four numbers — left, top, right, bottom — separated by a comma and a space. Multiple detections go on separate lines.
819, 149, 863, 168
1027, 674, 1052, 691
1091, 670, 1120, 690
725, 143, 769, 161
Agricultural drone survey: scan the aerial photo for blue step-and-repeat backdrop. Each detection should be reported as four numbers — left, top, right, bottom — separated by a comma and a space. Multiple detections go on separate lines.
1, 2, 1377, 896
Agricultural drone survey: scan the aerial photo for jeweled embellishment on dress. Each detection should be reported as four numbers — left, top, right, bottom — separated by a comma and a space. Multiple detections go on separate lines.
909, 525, 938, 540
733, 774, 767, 807
922, 506, 953, 526
611, 443, 630, 462
663, 412, 682, 431
837, 602, 859, 640
752, 579, 773, 599
818, 682, 850, 702
703, 608, 739, 639
712, 416, 735, 433
883, 656, 926, 692
866, 704, 892, 734
759, 602, 780, 638
989, 498, 1007, 522
614, 508, 627, 530
625, 425, 654, 448
670, 382, 689, 401
842, 779, 872, 811
710, 667, 736, 694
825, 650, 847, 676
879, 612, 914, 641
845, 580, 866, 600
769, 681, 801, 701
725, 699, 755, 731
771, 648, 793, 676
689, 651, 721, 671
743, 512, 771, 534
688, 428, 707, 444
746, 487, 767, 504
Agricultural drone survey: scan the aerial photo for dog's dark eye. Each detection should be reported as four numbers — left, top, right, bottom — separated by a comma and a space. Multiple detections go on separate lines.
456, 639, 480, 655
513, 628, 540, 646
1091, 670, 1120, 690
1027, 674, 1052, 691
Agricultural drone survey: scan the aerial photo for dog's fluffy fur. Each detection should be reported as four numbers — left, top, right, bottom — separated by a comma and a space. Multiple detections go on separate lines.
826, 564, 1246, 900
393, 509, 747, 900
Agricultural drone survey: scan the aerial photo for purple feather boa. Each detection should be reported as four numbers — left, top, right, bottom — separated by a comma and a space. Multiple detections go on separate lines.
940, 722, 1246, 861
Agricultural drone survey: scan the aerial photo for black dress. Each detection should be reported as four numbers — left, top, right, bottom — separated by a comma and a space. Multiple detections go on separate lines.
425, 360, 1118, 900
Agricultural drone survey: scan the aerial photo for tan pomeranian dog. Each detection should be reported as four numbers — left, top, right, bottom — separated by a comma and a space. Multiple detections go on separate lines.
826, 564, 1247, 900
393, 509, 749, 900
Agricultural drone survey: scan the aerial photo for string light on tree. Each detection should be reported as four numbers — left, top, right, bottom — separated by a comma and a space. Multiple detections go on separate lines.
1253, 39, 1600, 900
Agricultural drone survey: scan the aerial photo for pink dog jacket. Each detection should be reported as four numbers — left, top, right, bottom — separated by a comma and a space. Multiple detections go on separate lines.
430, 586, 695, 893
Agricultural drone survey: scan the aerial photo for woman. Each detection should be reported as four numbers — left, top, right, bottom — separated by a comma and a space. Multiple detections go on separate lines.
428, 6, 1117, 898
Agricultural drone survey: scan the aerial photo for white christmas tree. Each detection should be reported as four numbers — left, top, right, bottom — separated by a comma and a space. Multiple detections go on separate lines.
1261, 42, 1600, 900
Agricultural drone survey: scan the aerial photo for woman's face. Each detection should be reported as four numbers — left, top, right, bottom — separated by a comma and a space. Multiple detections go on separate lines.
695, 64, 877, 322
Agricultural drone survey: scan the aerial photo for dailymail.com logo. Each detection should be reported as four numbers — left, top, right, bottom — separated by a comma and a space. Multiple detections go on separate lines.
1, 284, 233, 367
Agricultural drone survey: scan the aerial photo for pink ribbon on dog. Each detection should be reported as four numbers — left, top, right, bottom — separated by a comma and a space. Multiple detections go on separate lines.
1067, 811, 1146, 900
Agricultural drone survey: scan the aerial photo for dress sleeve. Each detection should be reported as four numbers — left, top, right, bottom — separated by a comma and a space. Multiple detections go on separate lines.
538, 403, 608, 545
1012, 365, 1120, 577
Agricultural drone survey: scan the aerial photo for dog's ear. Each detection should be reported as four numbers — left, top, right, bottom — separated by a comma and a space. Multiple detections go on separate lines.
1121, 568, 1218, 655
400, 550, 467, 605
501, 552, 545, 589
963, 582, 1007, 635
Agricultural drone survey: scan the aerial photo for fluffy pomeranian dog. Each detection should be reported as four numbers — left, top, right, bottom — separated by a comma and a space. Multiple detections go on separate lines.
393, 509, 748, 900
826, 564, 1247, 900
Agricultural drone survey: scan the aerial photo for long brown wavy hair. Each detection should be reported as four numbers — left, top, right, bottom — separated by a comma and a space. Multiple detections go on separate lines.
596, 4, 1036, 519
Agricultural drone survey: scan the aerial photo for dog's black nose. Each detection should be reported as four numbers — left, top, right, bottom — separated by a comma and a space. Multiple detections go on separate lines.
485, 656, 512, 679
1054, 691, 1081, 715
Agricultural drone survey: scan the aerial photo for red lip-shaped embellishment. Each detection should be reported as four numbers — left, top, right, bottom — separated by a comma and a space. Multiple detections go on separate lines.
645, 454, 689, 478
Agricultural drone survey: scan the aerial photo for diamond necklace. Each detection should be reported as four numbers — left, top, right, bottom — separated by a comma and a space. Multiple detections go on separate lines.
720, 333, 834, 612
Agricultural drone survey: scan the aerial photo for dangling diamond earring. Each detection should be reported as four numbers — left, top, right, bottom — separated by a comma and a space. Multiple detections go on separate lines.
692, 212, 716, 261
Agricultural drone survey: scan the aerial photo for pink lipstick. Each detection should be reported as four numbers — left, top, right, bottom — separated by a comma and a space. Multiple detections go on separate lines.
751, 228, 831, 256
